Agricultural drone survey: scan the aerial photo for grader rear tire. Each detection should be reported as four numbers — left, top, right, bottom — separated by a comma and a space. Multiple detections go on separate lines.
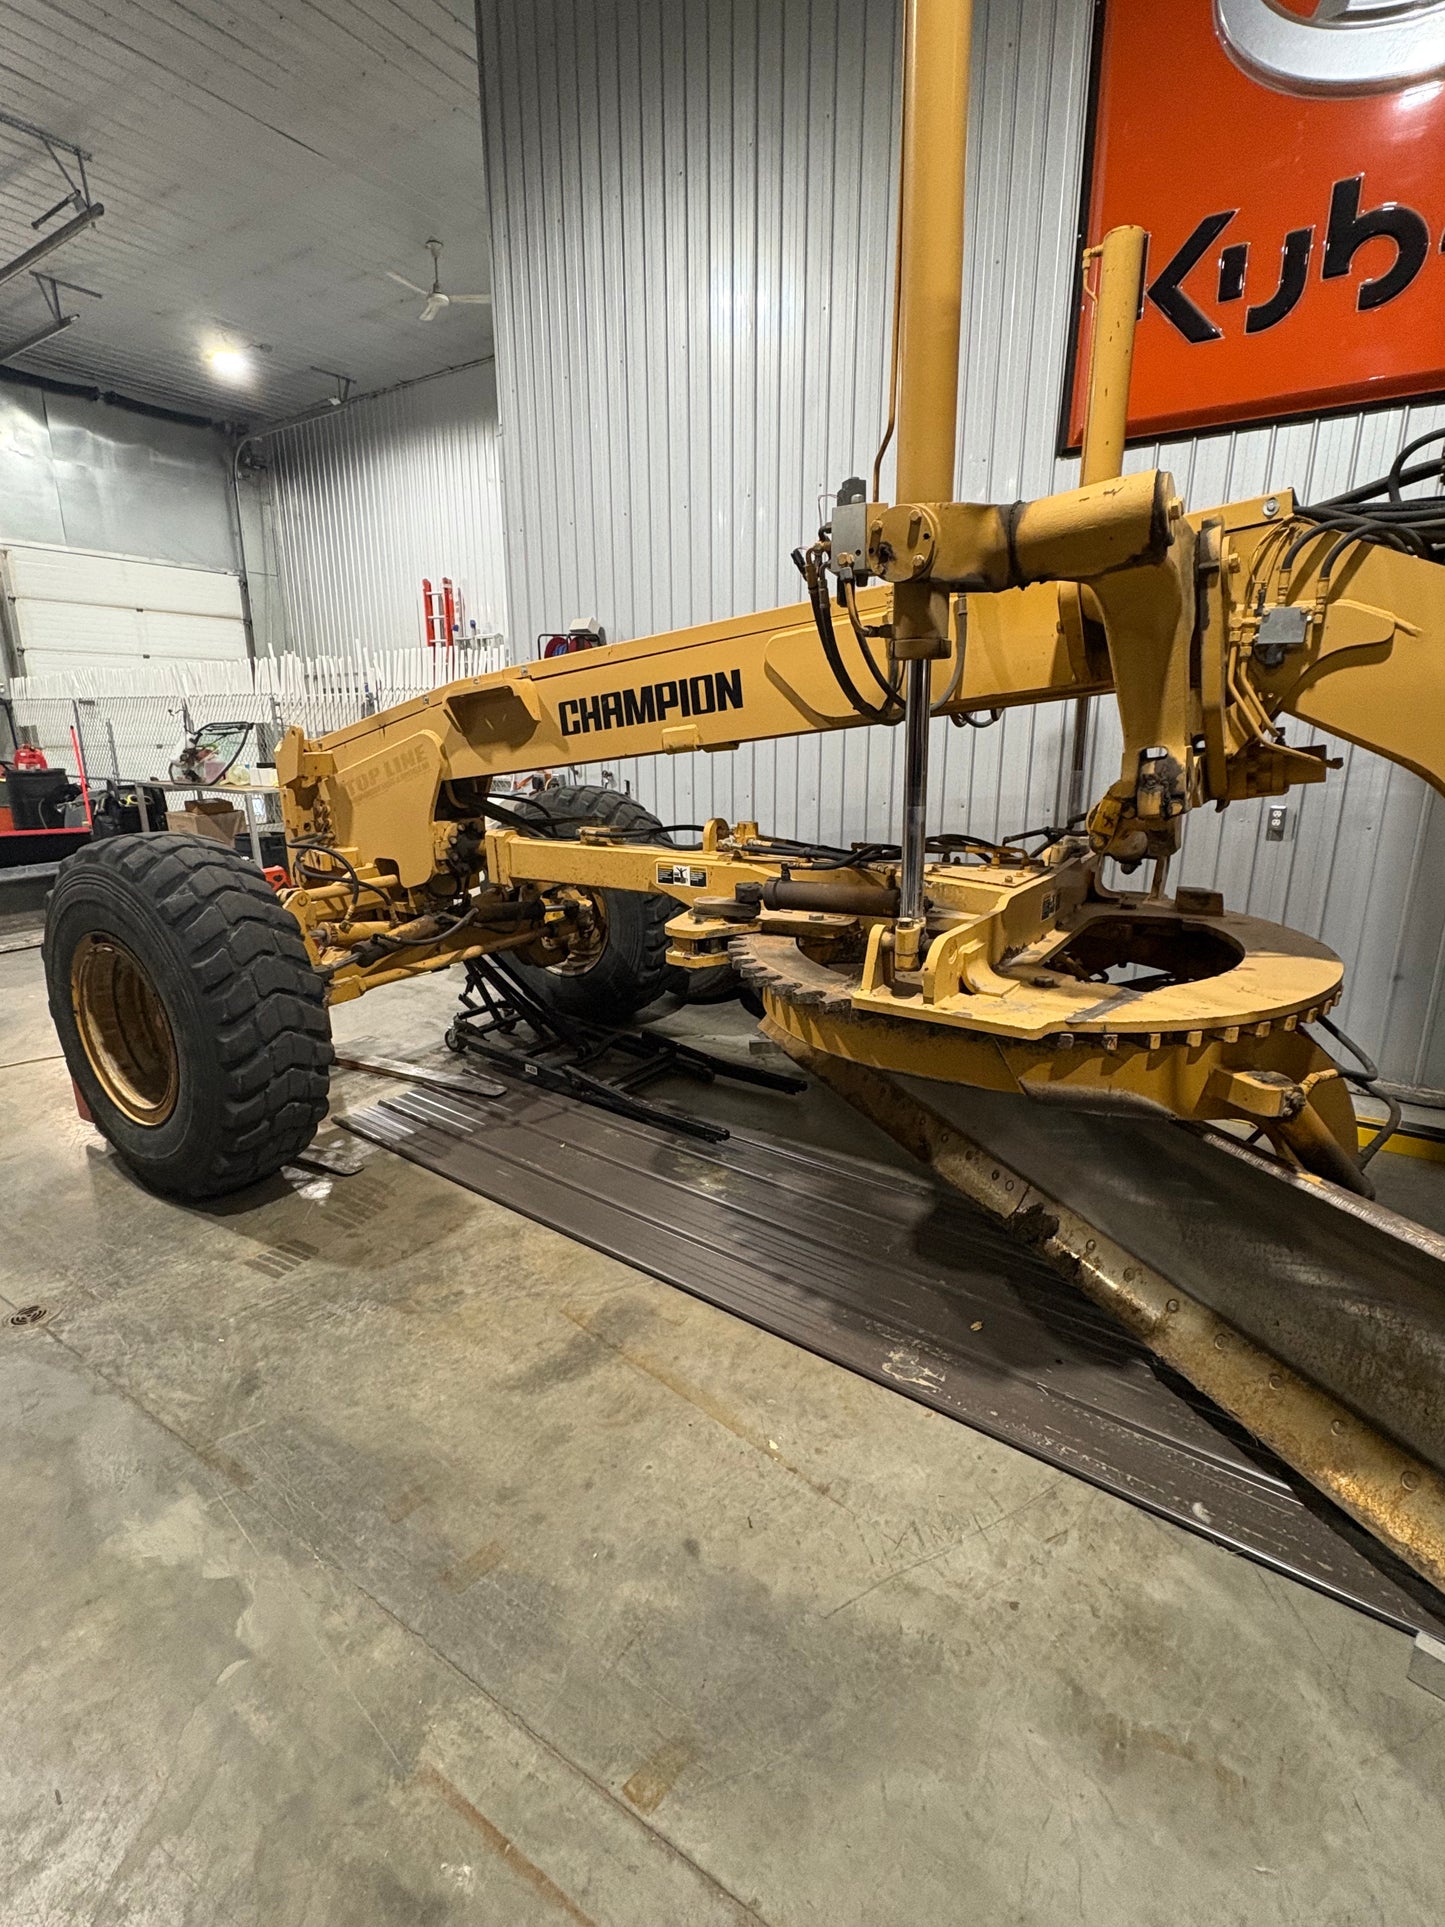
44, 834, 332, 1200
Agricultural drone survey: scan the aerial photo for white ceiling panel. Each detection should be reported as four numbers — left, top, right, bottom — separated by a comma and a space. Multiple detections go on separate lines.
0, 0, 492, 422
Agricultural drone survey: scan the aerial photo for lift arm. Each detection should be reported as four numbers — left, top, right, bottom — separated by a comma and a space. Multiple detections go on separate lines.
276, 480, 1445, 896
275, 576, 1106, 888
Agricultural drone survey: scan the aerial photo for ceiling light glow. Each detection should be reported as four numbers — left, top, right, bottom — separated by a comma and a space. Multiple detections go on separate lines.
207, 345, 252, 383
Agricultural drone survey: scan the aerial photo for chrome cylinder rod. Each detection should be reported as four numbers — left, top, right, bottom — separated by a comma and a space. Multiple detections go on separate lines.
898, 659, 933, 932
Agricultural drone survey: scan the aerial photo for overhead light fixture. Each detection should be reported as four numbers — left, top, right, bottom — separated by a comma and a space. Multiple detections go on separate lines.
0, 272, 103, 368
207, 344, 253, 384
0, 313, 76, 368
0, 201, 104, 296
0, 111, 104, 295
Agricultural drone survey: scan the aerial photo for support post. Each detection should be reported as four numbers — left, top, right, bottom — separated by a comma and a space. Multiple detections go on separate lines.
894, 0, 973, 511
889, 0, 974, 958
1067, 224, 1148, 829
1079, 224, 1147, 488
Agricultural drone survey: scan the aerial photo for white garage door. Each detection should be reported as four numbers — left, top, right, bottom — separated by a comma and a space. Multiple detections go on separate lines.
1, 541, 249, 677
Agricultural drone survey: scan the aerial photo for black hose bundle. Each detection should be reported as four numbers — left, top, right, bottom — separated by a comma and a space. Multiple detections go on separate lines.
792, 546, 903, 725
1290, 427, 1445, 575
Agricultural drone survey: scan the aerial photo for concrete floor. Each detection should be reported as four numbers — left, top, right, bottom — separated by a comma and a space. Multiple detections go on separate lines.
5, 936, 1445, 1927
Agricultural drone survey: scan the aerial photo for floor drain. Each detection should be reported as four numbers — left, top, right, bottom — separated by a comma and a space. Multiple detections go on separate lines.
10, 1305, 48, 1327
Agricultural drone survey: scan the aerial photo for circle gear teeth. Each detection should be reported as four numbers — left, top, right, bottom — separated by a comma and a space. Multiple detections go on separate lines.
728, 932, 862, 1015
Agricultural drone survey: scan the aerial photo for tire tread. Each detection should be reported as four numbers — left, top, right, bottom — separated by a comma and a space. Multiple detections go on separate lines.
46, 834, 331, 1196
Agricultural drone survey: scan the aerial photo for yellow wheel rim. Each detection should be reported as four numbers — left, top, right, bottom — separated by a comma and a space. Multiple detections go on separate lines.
70, 933, 180, 1126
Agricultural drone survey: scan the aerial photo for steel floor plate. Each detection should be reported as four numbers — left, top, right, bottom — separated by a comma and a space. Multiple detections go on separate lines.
340, 1077, 1445, 1637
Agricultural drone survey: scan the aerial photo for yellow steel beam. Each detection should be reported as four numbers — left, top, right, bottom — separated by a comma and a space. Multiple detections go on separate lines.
894, 0, 972, 506
276, 582, 1102, 887
1079, 225, 1148, 488
892, 0, 974, 662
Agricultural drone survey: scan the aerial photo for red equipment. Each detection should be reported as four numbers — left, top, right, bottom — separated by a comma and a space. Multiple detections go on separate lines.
421, 576, 464, 649
538, 619, 606, 658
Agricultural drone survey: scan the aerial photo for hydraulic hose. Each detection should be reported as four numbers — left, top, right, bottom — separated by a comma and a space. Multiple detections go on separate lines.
793, 547, 902, 725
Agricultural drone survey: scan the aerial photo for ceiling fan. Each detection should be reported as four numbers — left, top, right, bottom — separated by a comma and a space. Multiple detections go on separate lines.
386, 239, 490, 322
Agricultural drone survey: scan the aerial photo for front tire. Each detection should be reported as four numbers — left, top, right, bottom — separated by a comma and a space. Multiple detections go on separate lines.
45, 834, 332, 1199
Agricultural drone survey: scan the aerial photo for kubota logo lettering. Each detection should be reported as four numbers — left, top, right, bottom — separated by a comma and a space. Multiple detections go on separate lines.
559, 669, 744, 738
1147, 172, 1439, 343
1070, 0, 1445, 440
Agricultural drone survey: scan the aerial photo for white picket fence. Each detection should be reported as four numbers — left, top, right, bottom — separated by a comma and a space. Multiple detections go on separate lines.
5, 640, 508, 788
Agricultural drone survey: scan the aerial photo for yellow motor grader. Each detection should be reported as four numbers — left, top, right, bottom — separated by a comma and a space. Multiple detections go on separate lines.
44, 0, 1445, 1214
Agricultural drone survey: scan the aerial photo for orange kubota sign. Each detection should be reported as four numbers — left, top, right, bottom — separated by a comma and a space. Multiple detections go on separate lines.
1067, 0, 1445, 444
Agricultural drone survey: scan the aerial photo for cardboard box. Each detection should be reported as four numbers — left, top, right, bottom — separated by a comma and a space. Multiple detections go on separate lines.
166, 798, 244, 847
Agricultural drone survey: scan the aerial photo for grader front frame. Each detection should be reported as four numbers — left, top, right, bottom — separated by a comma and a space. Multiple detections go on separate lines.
45, 0, 1445, 1210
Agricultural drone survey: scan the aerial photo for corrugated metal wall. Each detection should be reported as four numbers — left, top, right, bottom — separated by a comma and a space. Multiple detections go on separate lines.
475, 0, 1445, 1089
262, 361, 509, 661
479, 0, 904, 644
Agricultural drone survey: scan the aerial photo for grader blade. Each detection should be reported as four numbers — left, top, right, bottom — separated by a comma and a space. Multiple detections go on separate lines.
767, 1027, 1445, 1605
